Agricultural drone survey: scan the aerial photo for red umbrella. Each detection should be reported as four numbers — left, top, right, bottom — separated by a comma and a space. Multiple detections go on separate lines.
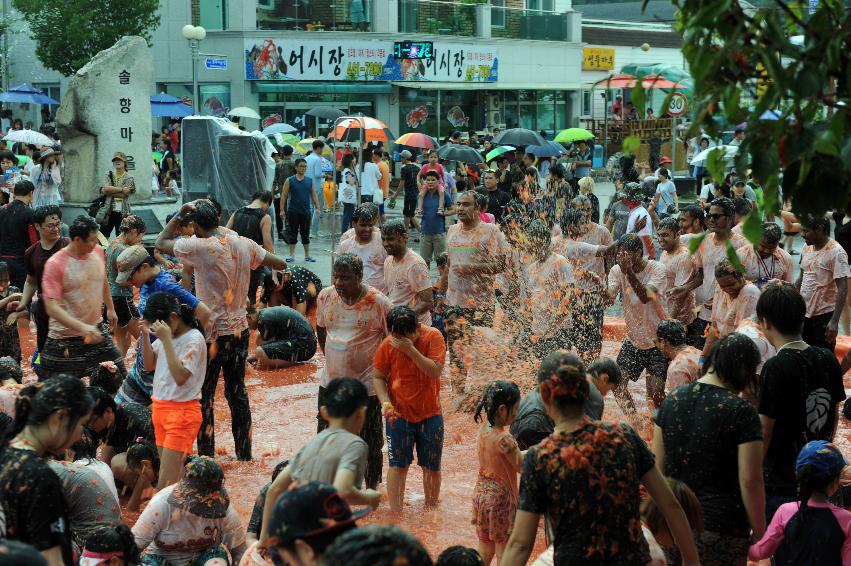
594, 74, 639, 88
640, 74, 682, 89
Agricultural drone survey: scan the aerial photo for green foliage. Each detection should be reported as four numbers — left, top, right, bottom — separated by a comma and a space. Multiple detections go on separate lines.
666, 0, 851, 238
12, 0, 161, 76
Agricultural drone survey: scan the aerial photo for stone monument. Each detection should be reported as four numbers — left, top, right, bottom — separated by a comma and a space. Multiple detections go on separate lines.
57, 36, 154, 203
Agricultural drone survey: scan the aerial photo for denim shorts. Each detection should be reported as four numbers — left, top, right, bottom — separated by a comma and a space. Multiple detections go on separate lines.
386, 414, 444, 471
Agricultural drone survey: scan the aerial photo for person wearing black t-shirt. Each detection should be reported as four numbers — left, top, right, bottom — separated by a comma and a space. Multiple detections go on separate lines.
756, 282, 846, 522
0, 180, 37, 289
476, 170, 511, 223
394, 151, 421, 233
247, 306, 317, 369
0, 376, 93, 566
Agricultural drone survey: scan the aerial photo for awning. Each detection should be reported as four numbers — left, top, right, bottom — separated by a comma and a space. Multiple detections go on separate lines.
392, 81, 582, 90
255, 82, 393, 94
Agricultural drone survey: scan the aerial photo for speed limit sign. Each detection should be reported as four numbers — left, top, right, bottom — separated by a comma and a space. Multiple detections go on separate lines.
668, 92, 688, 116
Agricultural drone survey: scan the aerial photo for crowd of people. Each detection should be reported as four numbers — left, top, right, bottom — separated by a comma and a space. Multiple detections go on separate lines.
2, 111, 851, 566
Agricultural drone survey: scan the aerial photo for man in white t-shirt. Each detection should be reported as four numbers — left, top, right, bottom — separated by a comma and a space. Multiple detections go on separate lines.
380, 220, 433, 325
623, 182, 654, 258
339, 203, 387, 293
359, 148, 382, 202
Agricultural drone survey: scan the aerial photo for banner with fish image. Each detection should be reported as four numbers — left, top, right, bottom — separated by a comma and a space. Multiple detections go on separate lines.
245, 38, 498, 83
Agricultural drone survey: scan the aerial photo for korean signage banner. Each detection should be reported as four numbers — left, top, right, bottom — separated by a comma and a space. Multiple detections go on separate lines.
245, 38, 498, 83
582, 47, 615, 71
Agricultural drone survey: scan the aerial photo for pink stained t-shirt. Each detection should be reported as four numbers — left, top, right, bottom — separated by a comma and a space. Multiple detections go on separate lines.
800, 239, 851, 318
693, 232, 749, 319
446, 221, 508, 309
711, 282, 761, 337
173, 233, 266, 341
736, 244, 795, 288
476, 425, 521, 503
316, 286, 393, 395
735, 317, 777, 374
660, 244, 696, 326
608, 260, 668, 350
551, 237, 605, 291
521, 252, 575, 339
573, 223, 614, 286
666, 346, 702, 393
383, 250, 432, 326
41, 246, 107, 339
339, 233, 388, 293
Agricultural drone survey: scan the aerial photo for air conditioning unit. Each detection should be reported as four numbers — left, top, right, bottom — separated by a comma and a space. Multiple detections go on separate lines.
486, 95, 501, 113
487, 110, 502, 127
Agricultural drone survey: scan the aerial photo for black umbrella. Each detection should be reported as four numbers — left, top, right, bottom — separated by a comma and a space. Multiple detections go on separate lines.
492, 128, 547, 148
437, 144, 485, 164
306, 107, 346, 120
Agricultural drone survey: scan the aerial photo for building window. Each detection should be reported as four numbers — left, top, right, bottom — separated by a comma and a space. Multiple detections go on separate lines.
526, 0, 554, 13
490, 0, 506, 28
163, 83, 231, 117
581, 90, 592, 116
200, 0, 227, 30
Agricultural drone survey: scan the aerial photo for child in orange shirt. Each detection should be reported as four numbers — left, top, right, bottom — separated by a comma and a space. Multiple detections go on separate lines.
471, 380, 523, 565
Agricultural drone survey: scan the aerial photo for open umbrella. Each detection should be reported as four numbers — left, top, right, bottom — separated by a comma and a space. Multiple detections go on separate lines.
151, 101, 193, 118
690, 144, 738, 166
331, 117, 394, 143
492, 128, 547, 148
273, 133, 302, 148
395, 132, 436, 149
593, 74, 640, 89
2, 129, 53, 146
297, 138, 333, 157
437, 144, 485, 164
554, 128, 594, 144
485, 145, 515, 162
262, 123, 298, 135
0, 84, 59, 105
151, 93, 181, 103
306, 107, 346, 120
526, 140, 566, 158
227, 107, 261, 120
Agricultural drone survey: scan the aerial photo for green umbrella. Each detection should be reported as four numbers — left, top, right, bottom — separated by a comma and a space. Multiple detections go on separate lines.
485, 145, 515, 162
152, 151, 163, 163
14, 155, 28, 166
274, 133, 301, 147
555, 128, 594, 144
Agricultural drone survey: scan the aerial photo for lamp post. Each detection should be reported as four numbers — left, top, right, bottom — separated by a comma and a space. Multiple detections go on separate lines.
181, 24, 207, 115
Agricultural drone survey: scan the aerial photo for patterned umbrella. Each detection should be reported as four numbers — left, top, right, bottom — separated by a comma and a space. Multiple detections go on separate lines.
331, 117, 394, 143
395, 132, 437, 149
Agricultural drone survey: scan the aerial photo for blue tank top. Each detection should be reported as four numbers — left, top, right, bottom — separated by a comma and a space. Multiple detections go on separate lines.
287, 175, 313, 215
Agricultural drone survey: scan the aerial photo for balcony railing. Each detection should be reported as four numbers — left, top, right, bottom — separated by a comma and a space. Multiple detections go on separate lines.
257, 0, 374, 32
398, 0, 479, 37
492, 4, 570, 41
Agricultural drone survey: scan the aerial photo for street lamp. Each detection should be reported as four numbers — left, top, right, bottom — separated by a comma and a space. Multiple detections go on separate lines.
181, 24, 206, 115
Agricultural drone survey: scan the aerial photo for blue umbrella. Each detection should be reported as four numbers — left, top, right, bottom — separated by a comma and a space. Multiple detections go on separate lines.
526, 140, 565, 158
0, 84, 59, 105
262, 123, 298, 135
151, 92, 181, 104
151, 101, 193, 118
759, 109, 782, 121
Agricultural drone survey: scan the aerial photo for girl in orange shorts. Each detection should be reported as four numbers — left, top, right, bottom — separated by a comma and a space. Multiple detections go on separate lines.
141, 292, 208, 490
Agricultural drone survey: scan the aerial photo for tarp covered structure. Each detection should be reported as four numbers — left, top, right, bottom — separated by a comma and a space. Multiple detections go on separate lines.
619, 63, 693, 95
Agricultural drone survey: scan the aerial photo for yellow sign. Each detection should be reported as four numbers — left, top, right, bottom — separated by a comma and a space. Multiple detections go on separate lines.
582, 48, 615, 71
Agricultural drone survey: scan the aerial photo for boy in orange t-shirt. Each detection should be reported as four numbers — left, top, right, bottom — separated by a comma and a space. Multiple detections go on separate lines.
373, 305, 446, 512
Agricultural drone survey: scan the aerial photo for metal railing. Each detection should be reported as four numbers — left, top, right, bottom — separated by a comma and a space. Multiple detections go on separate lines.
491, 4, 570, 41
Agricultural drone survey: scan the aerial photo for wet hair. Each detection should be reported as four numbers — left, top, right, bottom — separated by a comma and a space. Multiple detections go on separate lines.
616, 233, 643, 254
88, 386, 117, 417
386, 305, 418, 335
571, 195, 591, 209
435, 251, 448, 268
708, 196, 734, 220
474, 380, 521, 426
32, 204, 62, 225
380, 219, 407, 237
322, 377, 369, 419
252, 190, 274, 204
126, 440, 160, 480
804, 215, 831, 233
475, 193, 488, 211
67, 427, 97, 462
323, 525, 433, 566
559, 208, 583, 234
272, 458, 290, 481
657, 216, 680, 233
458, 190, 480, 208
762, 222, 782, 246
83, 524, 141, 564
6, 375, 94, 444
756, 280, 806, 335
143, 291, 203, 336
0, 356, 22, 384
525, 218, 551, 248
680, 204, 705, 228
714, 258, 744, 280
536, 350, 589, 409
119, 214, 146, 234
166, 212, 192, 227
587, 357, 623, 387
333, 253, 363, 277
294, 157, 307, 168
733, 197, 752, 217
702, 332, 760, 393
436, 546, 485, 566
191, 200, 220, 231
423, 170, 440, 180
641, 477, 704, 536
656, 319, 687, 347
13, 179, 34, 197
207, 197, 223, 219
550, 163, 565, 179
352, 202, 379, 225
69, 215, 100, 240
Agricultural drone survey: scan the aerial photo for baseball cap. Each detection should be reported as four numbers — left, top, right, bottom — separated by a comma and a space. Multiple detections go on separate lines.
111, 151, 127, 164
796, 440, 847, 480
267, 481, 368, 548
115, 245, 150, 285
659, 155, 672, 164
167, 456, 230, 519
625, 182, 645, 200
733, 178, 745, 186
400, 150, 412, 159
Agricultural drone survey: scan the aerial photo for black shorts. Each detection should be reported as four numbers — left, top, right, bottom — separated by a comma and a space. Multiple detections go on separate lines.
616, 340, 668, 384
286, 211, 311, 245
112, 296, 140, 327
260, 338, 317, 363
403, 194, 418, 218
